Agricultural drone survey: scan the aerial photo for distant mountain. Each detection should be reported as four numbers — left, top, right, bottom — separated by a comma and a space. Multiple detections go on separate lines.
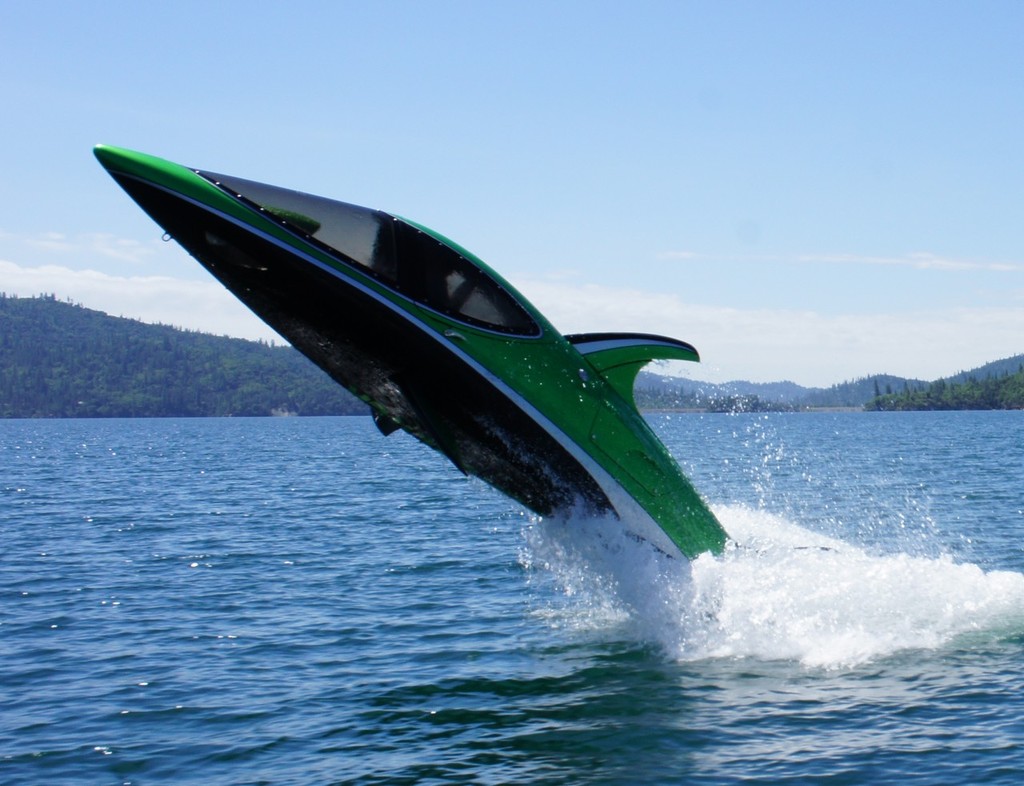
3, 295, 1021, 416
798, 375, 929, 409
636, 352, 1024, 411
633, 372, 904, 410
635, 374, 809, 411
944, 356, 1024, 385
865, 357, 1024, 411
0, 294, 367, 417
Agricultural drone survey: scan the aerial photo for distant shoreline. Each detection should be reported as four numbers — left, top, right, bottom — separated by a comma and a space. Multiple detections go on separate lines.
641, 406, 864, 414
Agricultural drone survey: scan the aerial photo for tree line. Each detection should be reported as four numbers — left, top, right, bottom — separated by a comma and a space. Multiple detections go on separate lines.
0, 294, 367, 418
865, 367, 1024, 410
3, 294, 1022, 416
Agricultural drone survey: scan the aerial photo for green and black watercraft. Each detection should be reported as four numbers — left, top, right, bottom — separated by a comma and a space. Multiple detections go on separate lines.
95, 145, 728, 560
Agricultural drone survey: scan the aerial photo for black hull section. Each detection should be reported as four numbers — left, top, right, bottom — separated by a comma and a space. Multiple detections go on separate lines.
114, 175, 613, 518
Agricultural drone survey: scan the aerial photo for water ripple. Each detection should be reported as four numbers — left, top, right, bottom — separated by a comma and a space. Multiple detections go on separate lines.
2, 414, 1023, 784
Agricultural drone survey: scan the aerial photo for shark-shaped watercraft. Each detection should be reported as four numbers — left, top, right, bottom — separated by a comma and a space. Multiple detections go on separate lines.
95, 145, 727, 560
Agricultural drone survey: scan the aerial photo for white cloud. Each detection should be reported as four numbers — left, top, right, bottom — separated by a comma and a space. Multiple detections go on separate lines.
796, 252, 1024, 272
16, 230, 168, 266
0, 229, 193, 276
658, 250, 1024, 273
513, 276, 1024, 386
0, 260, 278, 342
3, 258, 1019, 387
23, 232, 75, 254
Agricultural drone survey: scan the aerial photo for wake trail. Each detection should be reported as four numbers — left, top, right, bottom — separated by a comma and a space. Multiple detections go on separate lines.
521, 504, 1024, 669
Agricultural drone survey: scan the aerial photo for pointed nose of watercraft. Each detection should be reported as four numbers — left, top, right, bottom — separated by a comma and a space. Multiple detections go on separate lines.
94, 144, 219, 210
94, 144, 169, 181
93, 143, 127, 171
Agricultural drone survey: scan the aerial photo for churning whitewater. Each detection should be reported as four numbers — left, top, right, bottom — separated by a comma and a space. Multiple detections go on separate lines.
521, 503, 1024, 669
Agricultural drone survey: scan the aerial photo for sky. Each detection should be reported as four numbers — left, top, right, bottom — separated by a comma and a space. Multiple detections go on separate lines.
2, 0, 1022, 387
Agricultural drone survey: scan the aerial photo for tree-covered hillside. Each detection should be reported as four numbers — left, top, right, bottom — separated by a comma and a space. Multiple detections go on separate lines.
637, 359, 1024, 412
0, 295, 367, 417
4, 294, 1022, 416
865, 366, 1024, 411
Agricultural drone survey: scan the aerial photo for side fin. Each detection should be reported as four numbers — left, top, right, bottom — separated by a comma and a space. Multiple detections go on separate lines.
372, 410, 401, 436
392, 375, 468, 475
567, 332, 700, 407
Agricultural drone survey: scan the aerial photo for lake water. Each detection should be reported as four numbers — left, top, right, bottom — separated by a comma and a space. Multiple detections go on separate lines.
2, 412, 1022, 784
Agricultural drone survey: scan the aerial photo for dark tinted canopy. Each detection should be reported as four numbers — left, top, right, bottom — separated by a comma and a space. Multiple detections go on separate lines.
199, 171, 539, 336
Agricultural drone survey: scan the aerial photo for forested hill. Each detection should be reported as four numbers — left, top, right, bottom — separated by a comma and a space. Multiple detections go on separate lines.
0, 295, 368, 417
4, 295, 1022, 417
864, 366, 1024, 411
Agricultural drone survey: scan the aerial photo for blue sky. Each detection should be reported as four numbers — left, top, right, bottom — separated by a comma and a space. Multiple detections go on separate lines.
2, 1, 1022, 386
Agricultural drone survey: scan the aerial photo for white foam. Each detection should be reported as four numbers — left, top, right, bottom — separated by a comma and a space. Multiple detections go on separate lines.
521, 504, 1024, 669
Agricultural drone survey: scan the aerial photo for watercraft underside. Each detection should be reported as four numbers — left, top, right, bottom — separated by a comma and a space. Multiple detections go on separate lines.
110, 173, 614, 518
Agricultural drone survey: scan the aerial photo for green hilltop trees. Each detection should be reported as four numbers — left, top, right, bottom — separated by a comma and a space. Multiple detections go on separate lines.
2, 294, 1022, 417
0, 294, 366, 418
866, 367, 1024, 411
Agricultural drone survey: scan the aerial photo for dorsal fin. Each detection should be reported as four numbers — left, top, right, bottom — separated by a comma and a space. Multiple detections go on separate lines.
567, 332, 700, 407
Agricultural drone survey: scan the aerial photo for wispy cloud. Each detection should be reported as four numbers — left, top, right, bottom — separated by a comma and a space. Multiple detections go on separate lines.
795, 252, 1024, 272
658, 250, 1024, 272
3, 258, 1019, 387
18, 231, 162, 265
0, 260, 278, 342
513, 276, 1024, 386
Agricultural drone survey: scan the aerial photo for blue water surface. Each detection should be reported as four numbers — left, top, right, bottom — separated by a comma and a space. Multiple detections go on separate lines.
2, 413, 1022, 784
